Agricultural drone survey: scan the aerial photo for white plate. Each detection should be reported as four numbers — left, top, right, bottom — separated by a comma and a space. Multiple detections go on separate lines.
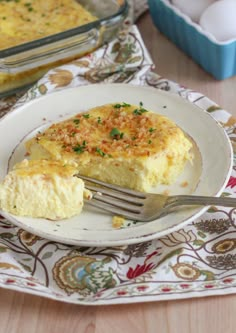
0, 84, 233, 246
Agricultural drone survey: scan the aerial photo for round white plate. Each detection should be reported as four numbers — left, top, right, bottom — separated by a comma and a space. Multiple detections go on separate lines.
0, 84, 233, 246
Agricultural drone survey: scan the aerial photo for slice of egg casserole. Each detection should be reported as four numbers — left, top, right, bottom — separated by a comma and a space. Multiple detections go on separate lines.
0, 159, 91, 220
25, 103, 193, 192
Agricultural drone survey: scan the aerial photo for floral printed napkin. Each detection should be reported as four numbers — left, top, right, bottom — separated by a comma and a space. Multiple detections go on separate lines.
0, 25, 235, 305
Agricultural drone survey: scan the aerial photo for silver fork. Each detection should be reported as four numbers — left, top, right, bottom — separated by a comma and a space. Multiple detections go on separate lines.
79, 175, 236, 222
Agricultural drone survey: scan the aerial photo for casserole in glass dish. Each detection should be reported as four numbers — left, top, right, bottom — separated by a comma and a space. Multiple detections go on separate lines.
0, 0, 128, 96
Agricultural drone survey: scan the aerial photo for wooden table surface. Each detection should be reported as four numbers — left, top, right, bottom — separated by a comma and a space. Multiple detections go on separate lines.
0, 12, 236, 333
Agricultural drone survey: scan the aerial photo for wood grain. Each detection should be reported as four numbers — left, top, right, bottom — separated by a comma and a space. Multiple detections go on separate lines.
0, 12, 235, 333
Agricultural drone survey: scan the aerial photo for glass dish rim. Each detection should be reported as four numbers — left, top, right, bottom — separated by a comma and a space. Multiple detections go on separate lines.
0, 0, 129, 58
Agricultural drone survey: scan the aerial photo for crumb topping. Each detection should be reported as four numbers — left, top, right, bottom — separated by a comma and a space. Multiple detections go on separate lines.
34, 103, 188, 159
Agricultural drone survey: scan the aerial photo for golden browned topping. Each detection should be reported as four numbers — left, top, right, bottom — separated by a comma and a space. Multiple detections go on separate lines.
34, 103, 187, 159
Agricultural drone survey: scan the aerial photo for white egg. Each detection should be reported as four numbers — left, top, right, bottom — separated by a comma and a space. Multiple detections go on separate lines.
200, 0, 236, 41
171, 0, 216, 22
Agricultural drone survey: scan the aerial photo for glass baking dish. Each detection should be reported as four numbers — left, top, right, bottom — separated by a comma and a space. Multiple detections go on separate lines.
0, 0, 128, 97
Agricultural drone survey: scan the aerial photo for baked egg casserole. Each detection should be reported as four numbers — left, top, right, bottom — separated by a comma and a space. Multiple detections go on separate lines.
0, 0, 97, 93
0, 0, 97, 50
0, 159, 91, 220
25, 103, 193, 192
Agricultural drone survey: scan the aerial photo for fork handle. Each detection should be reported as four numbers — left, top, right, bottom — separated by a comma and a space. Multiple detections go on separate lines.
169, 195, 236, 208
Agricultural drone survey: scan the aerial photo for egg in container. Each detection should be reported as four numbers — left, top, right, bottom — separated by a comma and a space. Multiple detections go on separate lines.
148, 0, 236, 80
171, 0, 216, 22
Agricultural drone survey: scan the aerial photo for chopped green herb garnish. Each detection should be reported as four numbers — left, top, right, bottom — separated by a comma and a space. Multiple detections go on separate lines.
73, 146, 85, 154
96, 147, 106, 157
73, 118, 80, 125
123, 102, 131, 107
148, 128, 156, 133
73, 141, 87, 154
110, 128, 124, 140
83, 114, 90, 119
148, 140, 152, 144
97, 117, 102, 124
133, 101, 148, 115
133, 108, 148, 115
113, 102, 131, 109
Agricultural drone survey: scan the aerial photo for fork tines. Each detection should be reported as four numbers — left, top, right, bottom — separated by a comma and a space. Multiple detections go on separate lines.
77, 175, 146, 220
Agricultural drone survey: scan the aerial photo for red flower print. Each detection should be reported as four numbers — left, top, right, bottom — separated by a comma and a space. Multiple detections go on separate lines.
117, 290, 127, 296
180, 284, 190, 289
204, 284, 214, 289
6, 279, 15, 284
127, 262, 155, 279
223, 278, 234, 284
145, 251, 159, 261
161, 287, 172, 292
137, 285, 148, 292
227, 176, 236, 188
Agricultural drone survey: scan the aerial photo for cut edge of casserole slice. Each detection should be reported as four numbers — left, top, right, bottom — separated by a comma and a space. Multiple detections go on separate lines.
0, 159, 91, 220
25, 103, 193, 192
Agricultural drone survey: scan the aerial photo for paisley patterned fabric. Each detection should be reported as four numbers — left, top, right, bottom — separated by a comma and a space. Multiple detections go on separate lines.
0, 24, 235, 305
